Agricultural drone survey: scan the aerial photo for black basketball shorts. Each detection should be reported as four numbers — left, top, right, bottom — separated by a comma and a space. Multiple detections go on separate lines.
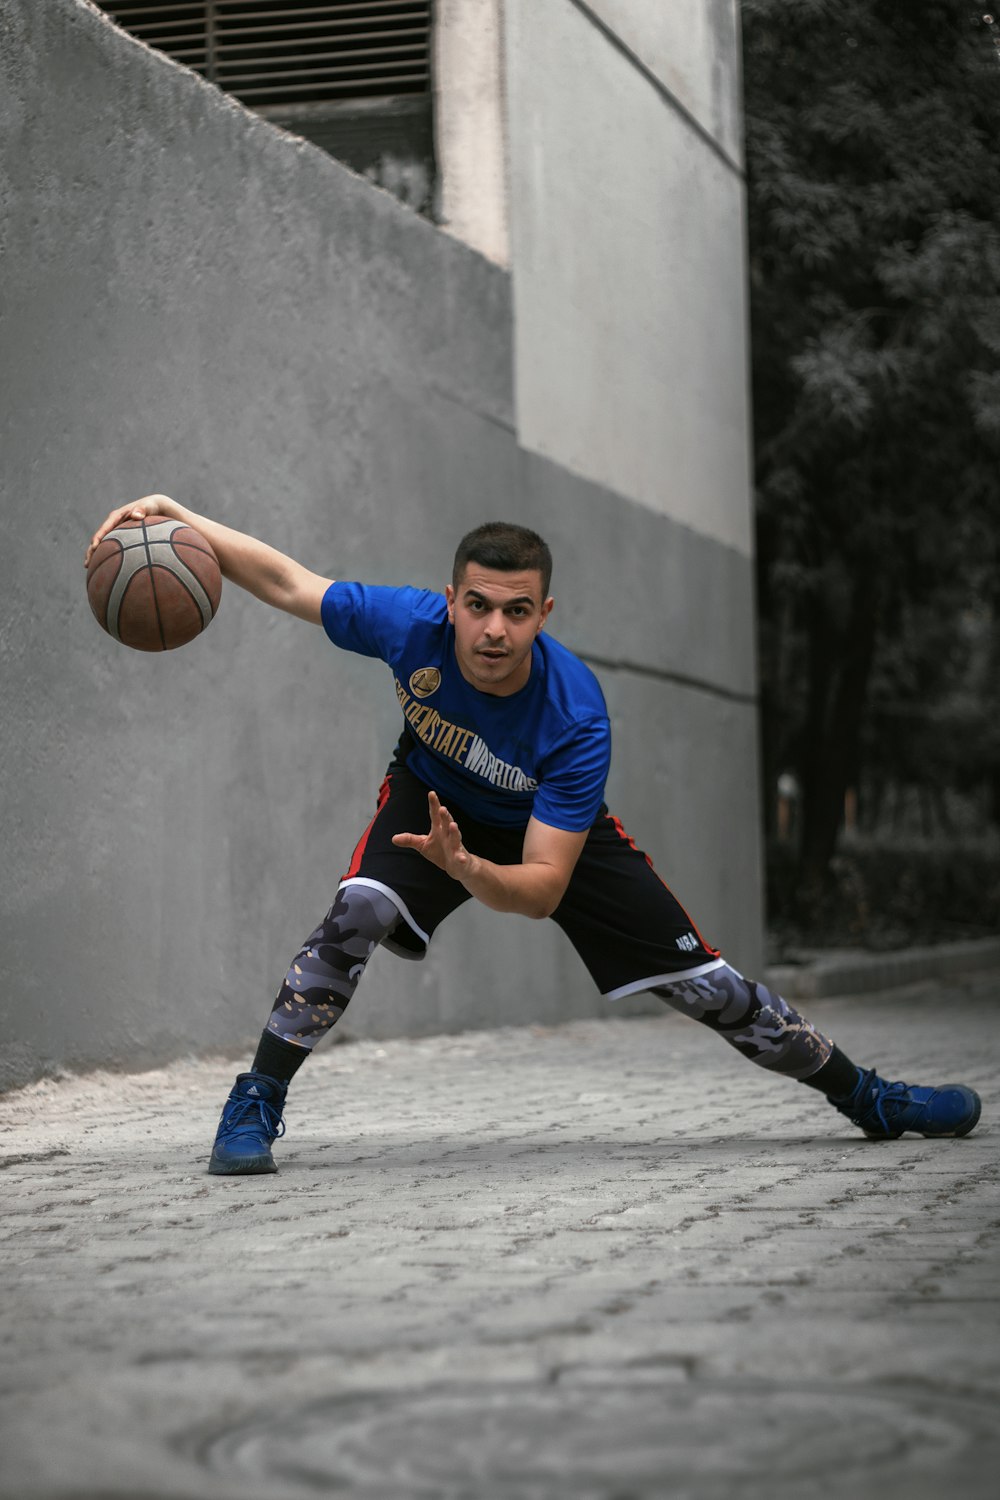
340, 765, 722, 999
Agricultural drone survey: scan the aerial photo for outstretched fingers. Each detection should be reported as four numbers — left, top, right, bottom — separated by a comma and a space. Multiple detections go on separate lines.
429, 790, 462, 846
391, 792, 469, 877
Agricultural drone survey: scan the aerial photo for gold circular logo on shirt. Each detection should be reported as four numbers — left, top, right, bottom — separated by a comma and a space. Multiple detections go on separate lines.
409, 667, 442, 699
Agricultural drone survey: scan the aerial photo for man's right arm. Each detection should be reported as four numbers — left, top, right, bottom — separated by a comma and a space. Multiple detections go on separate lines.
84, 493, 332, 625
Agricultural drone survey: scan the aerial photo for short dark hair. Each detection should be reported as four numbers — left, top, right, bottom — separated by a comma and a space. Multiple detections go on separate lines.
452, 522, 553, 597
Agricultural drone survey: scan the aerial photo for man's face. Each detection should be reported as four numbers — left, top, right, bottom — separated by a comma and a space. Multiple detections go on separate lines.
446, 564, 553, 696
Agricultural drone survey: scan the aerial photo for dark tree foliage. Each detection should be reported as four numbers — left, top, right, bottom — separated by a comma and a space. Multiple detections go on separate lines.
743, 0, 1000, 898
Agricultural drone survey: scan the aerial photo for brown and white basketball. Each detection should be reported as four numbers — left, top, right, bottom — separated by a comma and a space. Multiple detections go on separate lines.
86, 515, 222, 652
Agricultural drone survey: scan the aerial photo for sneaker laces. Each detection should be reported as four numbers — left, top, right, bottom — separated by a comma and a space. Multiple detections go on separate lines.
223, 1092, 286, 1140
841, 1067, 911, 1132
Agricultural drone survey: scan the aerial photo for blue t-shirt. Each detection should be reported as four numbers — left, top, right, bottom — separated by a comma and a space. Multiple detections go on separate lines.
321, 583, 611, 831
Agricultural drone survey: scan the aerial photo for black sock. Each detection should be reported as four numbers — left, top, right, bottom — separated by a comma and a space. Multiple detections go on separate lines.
251, 1030, 311, 1086
800, 1045, 862, 1100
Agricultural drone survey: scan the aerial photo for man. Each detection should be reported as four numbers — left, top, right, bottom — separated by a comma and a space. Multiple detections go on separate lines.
86, 497, 982, 1173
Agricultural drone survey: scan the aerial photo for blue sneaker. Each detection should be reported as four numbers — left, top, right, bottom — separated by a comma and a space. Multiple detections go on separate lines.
832, 1067, 981, 1140
208, 1072, 287, 1174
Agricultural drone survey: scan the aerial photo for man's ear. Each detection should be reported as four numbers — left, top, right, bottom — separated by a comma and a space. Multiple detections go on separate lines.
445, 583, 456, 623
537, 596, 554, 633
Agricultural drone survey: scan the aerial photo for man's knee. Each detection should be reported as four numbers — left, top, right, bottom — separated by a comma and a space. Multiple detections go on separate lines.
269, 883, 401, 1048
308, 883, 401, 961
653, 963, 760, 1032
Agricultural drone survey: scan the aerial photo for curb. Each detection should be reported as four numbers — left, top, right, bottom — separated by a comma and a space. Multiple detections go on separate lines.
764, 936, 1000, 1000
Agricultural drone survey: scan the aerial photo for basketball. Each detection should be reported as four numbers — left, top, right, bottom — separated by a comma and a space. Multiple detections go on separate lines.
86, 515, 222, 652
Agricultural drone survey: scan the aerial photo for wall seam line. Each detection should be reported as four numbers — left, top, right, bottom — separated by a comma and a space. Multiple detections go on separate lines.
566, 0, 745, 179
430, 384, 516, 433
580, 652, 758, 706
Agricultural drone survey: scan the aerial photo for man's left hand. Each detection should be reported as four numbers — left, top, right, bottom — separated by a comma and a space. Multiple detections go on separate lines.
392, 791, 475, 882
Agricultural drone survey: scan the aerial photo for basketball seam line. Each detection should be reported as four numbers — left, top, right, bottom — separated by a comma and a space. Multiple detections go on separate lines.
171, 539, 216, 559
140, 520, 168, 652
163, 570, 213, 634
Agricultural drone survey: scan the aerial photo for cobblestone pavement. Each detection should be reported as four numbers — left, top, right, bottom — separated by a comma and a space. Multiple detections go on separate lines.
1, 972, 998, 1500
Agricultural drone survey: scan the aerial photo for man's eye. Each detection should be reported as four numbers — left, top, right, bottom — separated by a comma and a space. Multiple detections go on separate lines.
508, 607, 527, 618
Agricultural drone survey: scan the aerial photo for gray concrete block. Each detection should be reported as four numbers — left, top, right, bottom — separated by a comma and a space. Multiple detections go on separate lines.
766, 937, 1000, 1000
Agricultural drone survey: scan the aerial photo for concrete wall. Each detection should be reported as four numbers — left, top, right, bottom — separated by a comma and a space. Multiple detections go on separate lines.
585, 0, 744, 165
506, 0, 752, 555
501, 0, 762, 993
0, 0, 762, 1090
434, 0, 510, 267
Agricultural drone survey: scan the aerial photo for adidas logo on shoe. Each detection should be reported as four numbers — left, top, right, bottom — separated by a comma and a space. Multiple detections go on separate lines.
208, 1072, 287, 1176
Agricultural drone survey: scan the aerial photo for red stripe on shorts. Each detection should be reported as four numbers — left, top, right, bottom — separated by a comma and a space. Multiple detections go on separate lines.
607, 810, 720, 958
343, 775, 393, 882
608, 812, 654, 869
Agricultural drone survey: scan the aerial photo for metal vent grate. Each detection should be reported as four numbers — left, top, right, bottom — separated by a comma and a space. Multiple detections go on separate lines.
99, 2, 432, 108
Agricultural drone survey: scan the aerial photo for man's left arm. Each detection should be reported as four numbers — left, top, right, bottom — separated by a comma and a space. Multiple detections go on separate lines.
392, 792, 587, 920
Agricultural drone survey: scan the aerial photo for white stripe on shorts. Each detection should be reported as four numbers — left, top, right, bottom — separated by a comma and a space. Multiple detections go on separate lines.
603, 956, 727, 1001
339, 877, 430, 956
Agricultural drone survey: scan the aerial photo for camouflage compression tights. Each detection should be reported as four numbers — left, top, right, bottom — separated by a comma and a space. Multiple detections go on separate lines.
266, 889, 834, 1081
654, 964, 834, 1081
266, 883, 400, 1049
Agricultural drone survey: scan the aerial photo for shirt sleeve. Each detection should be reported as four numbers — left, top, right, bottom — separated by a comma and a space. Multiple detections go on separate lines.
530, 716, 612, 832
320, 582, 417, 663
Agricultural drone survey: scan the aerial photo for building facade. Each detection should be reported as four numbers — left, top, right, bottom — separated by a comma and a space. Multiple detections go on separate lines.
0, 0, 760, 1088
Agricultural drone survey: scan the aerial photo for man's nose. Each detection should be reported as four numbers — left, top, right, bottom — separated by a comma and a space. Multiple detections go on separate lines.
483, 611, 506, 638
